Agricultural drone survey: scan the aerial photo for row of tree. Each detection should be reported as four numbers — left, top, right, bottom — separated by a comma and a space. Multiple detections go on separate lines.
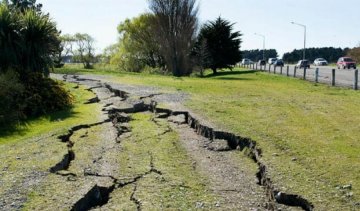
242, 49, 278, 61
105, 0, 242, 76
57, 33, 96, 68
282, 47, 348, 63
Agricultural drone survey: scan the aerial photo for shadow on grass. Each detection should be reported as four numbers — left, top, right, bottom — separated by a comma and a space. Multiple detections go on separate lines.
0, 106, 78, 139
203, 70, 258, 81
210, 77, 254, 81
204, 70, 258, 78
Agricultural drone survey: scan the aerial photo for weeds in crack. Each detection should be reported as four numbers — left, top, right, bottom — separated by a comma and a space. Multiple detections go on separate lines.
149, 152, 163, 175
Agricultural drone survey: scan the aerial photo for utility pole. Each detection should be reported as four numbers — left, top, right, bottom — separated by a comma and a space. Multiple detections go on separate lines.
254, 33, 266, 61
291, 21, 306, 60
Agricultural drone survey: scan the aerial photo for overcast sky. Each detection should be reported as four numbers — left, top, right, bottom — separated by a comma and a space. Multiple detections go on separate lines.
38, 0, 360, 56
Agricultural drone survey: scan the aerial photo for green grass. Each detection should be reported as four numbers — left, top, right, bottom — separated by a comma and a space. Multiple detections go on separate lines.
22, 112, 217, 210
54, 66, 360, 210
0, 82, 103, 209
108, 113, 216, 209
0, 82, 101, 144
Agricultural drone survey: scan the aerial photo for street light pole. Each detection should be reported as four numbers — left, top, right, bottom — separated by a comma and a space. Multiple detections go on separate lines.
254, 33, 265, 60
291, 21, 306, 60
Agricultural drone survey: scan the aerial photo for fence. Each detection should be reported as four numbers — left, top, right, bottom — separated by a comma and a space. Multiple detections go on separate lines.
239, 63, 359, 90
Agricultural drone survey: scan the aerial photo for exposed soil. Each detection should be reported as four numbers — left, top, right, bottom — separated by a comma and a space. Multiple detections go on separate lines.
0, 74, 314, 210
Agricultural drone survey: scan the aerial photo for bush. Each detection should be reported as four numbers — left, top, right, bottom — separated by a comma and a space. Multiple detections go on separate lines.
0, 71, 73, 126
0, 70, 25, 125
22, 73, 73, 117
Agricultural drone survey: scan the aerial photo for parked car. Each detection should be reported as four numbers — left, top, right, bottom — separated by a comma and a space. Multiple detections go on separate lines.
268, 58, 277, 65
337, 57, 356, 69
241, 58, 254, 65
258, 60, 266, 66
314, 58, 328, 66
296, 60, 310, 69
273, 59, 284, 67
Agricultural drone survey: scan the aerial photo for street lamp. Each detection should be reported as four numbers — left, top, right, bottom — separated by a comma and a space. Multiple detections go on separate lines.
291, 21, 306, 60
254, 33, 265, 60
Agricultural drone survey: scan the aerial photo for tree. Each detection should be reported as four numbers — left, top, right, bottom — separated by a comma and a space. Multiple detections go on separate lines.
192, 39, 210, 77
9, 0, 42, 12
0, 3, 20, 72
195, 17, 242, 74
112, 13, 165, 72
73, 33, 95, 69
242, 49, 278, 61
0, 3, 60, 78
282, 47, 347, 63
347, 47, 360, 63
102, 44, 119, 64
60, 34, 75, 58
149, 0, 198, 76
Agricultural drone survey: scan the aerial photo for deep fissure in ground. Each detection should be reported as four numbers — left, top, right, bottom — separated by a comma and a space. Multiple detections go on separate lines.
53, 75, 314, 211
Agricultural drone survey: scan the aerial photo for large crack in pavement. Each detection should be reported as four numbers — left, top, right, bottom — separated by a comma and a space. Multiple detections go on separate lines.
55, 74, 314, 210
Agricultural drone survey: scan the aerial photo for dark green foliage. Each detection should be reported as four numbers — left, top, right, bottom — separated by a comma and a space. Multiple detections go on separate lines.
283, 47, 348, 63
22, 73, 73, 117
0, 71, 73, 126
0, 4, 60, 78
20, 10, 61, 76
0, 4, 20, 71
242, 49, 278, 61
0, 70, 25, 125
0, 3, 71, 126
195, 17, 242, 74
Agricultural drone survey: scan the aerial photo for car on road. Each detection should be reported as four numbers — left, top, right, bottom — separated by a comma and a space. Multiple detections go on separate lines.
241, 58, 254, 65
273, 59, 284, 67
337, 57, 356, 69
296, 60, 310, 69
314, 58, 328, 66
268, 58, 277, 65
258, 60, 266, 66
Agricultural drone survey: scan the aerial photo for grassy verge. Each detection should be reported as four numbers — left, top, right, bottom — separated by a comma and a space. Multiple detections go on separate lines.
54, 66, 360, 209
0, 82, 101, 144
0, 82, 103, 209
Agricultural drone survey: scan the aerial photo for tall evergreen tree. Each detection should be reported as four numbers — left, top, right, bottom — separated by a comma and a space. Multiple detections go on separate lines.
195, 17, 242, 74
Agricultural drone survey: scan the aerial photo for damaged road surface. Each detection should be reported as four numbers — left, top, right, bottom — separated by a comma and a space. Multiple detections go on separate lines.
0, 74, 313, 210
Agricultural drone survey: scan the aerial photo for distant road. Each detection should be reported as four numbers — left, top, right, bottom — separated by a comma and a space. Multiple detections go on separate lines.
253, 64, 358, 88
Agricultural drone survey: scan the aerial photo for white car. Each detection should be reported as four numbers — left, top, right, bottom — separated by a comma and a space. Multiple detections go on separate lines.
241, 59, 254, 65
268, 58, 277, 65
314, 58, 328, 66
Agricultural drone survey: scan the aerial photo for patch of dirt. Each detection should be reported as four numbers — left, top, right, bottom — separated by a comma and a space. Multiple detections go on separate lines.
174, 123, 267, 209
